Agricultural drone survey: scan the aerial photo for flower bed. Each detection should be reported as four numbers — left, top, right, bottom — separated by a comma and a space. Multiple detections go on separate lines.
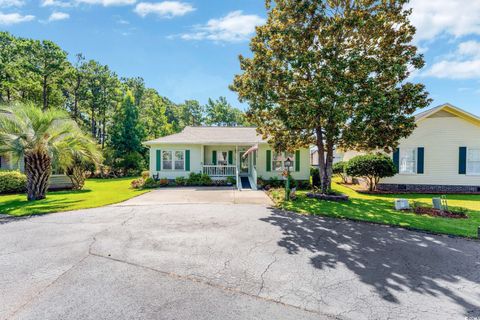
410, 207, 468, 219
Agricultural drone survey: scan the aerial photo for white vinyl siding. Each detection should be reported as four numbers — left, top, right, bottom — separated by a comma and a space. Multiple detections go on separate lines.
467, 148, 480, 175
256, 145, 310, 180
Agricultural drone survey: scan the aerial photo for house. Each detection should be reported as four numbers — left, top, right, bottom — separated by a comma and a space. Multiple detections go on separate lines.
342, 104, 480, 193
143, 126, 311, 190
0, 154, 73, 190
310, 147, 344, 167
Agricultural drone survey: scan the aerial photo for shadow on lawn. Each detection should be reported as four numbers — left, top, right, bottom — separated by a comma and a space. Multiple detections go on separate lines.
261, 208, 480, 317
0, 197, 83, 218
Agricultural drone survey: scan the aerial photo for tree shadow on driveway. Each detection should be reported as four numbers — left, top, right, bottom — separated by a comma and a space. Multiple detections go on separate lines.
261, 208, 480, 317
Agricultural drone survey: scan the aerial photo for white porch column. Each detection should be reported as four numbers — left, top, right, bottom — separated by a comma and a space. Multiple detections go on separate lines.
200, 145, 204, 173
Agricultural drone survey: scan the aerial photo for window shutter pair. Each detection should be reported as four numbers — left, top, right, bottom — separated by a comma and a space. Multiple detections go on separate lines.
156, 149, 190, 171
393, 147, 424, 174
265, 150, 300, 172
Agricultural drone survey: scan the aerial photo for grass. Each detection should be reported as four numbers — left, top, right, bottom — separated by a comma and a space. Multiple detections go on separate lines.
0, 177, 149, 217
269, 181, 480, 238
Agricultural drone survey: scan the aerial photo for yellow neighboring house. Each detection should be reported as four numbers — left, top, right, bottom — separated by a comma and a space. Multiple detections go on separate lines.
341, 103, 480, 193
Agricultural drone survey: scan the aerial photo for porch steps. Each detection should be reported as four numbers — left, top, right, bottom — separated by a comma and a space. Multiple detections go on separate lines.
240, 176, 252, 190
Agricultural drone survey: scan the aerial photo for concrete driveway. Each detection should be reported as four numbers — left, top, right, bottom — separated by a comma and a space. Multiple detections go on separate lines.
1, 199, 479, 320
119, 187, 274, 206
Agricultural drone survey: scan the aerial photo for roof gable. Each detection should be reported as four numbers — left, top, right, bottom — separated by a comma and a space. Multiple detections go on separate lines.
415, 103, 480, 127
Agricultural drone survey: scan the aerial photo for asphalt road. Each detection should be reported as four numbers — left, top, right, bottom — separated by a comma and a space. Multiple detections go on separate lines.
1, 191, 479, 320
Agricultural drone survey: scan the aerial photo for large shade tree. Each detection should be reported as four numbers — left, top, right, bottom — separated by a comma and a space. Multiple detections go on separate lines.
231, 0, 431, 193
0, 104, 100, 200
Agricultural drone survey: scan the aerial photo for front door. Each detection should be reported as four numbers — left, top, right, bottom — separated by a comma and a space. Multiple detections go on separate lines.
239, 152, 249, 176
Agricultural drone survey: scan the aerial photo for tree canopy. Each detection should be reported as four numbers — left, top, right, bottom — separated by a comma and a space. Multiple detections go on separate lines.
231, 0, 431, 193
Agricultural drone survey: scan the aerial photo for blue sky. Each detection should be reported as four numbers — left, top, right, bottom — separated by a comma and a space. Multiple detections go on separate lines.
1, 0, 480, 116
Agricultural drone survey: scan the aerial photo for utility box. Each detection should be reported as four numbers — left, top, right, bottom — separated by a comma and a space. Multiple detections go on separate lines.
432, 198, 442, 210
394, 199, 410, 210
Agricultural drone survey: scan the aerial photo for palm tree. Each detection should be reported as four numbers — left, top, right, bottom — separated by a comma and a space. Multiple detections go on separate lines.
0, 103, 101, 200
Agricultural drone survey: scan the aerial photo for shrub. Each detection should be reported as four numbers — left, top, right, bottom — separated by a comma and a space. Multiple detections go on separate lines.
0, 170, 27, 194
187, 172, 213, 186
159, 178, 169, 187
199, 174, 212, 186
141, 171, 150, 180
143, 177, 159, 189
131, 178, 144, 189
333, 161, 348, 183
226, 176, 236, 185
296, 180, 311, 190
175, 176, 187, 186
268, 176, 283, 188
345, 154, 397, 191
310, 167, 320, 188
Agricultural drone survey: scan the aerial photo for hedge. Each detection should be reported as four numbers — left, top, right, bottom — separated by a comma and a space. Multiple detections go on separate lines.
0, 170, 27, 194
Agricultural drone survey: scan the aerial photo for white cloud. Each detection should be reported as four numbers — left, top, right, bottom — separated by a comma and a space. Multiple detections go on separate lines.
48, 11, 69, 21
0, 11, 34, 24
77, 0, 135, 6
42, 0, 72, 7
456, 40, 480, 58
41, 0, 135, 7
0, 0, 24, 7
180, 10, 265, 42
424, 40, 480, 79
134, 1, 194, 18
408, 0, 480, 42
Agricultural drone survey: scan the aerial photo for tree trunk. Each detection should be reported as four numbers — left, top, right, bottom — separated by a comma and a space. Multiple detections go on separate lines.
322, 142, 334, 194
315, 127, 325, 191
43, 75, 48, 110
24, 151, 52, 201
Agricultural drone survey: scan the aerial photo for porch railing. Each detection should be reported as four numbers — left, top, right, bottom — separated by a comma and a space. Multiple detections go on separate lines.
202, 165, 236, 177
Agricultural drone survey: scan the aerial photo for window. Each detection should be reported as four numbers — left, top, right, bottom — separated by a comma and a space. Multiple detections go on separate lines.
162, 150, 185, 170
272, 152, 295, 171
399, 148, 416, 174
174, 151, 185, 170
467, 149, 480, 175
217, 151, 228, 165
162, 151, 173, 170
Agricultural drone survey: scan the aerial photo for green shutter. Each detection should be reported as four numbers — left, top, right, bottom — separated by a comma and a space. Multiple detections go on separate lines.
295, 150, 300, 172
459, 147, 467, 174
185, 150, 190, 171
156, 150, 161, 171
228, 150, 233, 165
393, 148, 400, 172
266, 150, 271, 172
212, 150, 217, 165
417, 147, 424, 174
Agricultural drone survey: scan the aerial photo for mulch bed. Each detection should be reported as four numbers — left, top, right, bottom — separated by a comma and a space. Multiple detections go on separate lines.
306, 193, 349, 202
407, 207, 468, 219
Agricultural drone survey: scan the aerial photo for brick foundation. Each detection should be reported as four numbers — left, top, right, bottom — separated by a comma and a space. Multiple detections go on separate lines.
378, 183, 480, 194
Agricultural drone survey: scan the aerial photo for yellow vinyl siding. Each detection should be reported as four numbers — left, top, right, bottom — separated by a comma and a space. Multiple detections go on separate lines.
383, 115, 480, 186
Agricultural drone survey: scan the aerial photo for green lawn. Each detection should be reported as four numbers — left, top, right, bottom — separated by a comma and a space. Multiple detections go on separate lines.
269, 182, 480, 238
0, 178, 149, 217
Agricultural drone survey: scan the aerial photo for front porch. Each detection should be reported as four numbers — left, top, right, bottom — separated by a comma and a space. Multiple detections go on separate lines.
200, 145, 258, 190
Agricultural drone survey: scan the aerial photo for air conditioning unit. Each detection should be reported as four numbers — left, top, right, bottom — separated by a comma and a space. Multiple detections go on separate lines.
394, 199, 410, 210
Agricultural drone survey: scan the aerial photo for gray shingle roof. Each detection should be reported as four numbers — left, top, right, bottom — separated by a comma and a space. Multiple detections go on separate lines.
143, 126, 268, 145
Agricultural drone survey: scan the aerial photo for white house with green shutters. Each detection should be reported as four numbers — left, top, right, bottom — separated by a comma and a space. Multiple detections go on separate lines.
342, 104, 480, 193
143, 126, 310, 190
